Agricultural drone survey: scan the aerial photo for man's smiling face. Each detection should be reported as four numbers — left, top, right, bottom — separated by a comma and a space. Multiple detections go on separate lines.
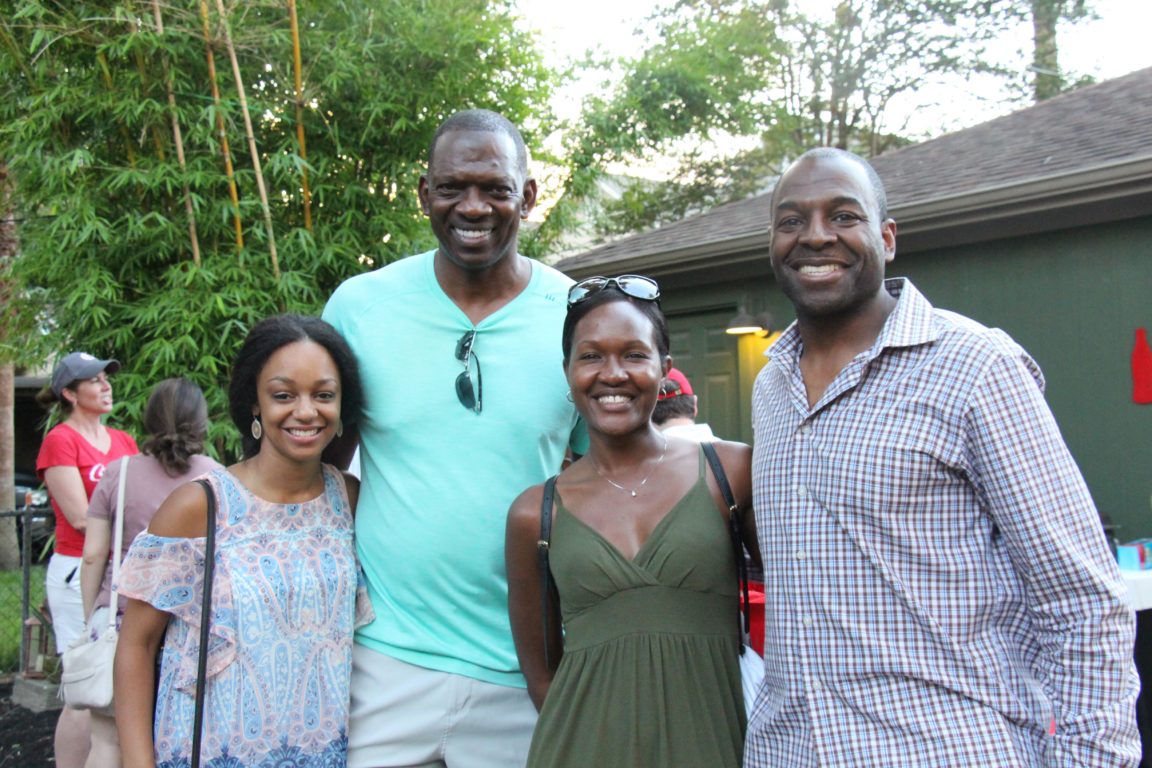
769, 154, 896, 322
419, 129, 536, 274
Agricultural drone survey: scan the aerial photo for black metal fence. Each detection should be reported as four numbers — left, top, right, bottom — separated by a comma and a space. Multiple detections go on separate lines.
0, 507, 55, 677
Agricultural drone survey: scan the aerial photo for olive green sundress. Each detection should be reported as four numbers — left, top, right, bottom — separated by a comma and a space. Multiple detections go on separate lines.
527, 448, 745, 767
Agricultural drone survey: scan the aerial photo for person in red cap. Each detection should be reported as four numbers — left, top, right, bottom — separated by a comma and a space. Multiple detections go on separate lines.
653, 367, 717, 442
35, 351, 138, 768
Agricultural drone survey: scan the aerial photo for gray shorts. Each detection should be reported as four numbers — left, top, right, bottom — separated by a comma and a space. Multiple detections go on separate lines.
348, 644, 537, 768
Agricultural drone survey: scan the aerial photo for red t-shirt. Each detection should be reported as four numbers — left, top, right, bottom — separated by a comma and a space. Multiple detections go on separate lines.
36, 423, 138, 557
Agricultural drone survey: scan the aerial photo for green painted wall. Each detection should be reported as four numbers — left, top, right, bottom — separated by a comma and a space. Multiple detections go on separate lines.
651, 215, 1151, 538
892, 217, 1152, 540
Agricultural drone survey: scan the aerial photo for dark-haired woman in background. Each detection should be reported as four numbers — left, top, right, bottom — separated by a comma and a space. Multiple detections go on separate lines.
36, 352, 138, 768
506, 276, 757, 767
80, 378, 221, 768
114, 315, 372, 768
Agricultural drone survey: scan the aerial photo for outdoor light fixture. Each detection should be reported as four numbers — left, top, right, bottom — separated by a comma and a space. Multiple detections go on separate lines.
726, 309, 775, 337
726, 309, 761, 335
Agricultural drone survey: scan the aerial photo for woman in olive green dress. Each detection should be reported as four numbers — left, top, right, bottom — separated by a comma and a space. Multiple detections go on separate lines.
506, 275, 757, 767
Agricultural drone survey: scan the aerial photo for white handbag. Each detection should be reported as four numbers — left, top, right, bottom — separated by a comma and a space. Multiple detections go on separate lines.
60, 456, 128, 712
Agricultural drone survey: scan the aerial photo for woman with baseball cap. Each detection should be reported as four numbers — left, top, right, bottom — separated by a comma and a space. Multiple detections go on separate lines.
35, 351, 138, 768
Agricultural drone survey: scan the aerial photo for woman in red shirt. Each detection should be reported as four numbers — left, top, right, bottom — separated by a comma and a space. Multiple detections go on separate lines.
36, 352, 137, 768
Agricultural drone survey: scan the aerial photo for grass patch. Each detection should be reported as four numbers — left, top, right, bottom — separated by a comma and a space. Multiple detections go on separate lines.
0, 565, 48, 675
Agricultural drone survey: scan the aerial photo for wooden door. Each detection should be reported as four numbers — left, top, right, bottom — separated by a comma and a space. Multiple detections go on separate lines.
665, 310, 745, 442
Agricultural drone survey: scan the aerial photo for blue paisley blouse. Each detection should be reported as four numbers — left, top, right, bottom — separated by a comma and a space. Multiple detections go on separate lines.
118, 465, 373, 768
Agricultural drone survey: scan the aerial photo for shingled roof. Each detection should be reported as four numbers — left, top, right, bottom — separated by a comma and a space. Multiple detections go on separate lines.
557, 66, 1152, 275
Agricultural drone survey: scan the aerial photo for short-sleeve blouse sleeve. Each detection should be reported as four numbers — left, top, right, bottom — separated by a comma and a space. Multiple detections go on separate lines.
116, 531, 237, 693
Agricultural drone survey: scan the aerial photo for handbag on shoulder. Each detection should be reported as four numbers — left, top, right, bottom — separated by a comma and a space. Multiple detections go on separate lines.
190, 477, 218, 768
60, 456, 129, 713
699, 442, 765, 714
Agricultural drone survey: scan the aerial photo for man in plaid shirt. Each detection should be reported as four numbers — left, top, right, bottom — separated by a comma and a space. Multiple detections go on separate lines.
747, 148, 1140, 767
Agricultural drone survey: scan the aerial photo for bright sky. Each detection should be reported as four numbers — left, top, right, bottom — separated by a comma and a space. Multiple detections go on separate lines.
1055, 0, 1152, 78
514, 0, 1152, 141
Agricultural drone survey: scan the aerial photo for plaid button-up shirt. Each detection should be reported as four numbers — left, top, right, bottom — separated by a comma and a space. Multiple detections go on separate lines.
747, 279, 1139, 767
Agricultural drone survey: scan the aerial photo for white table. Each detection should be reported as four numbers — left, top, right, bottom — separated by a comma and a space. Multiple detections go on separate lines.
1122, 569, 1152, 612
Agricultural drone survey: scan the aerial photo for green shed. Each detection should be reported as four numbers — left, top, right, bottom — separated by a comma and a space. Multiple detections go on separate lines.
556, 66, 1152, 540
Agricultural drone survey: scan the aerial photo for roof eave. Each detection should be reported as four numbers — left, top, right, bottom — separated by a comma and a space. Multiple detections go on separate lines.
893, 154, 1152, 250
559, 155, 1152, 279
561, 231, 769, 280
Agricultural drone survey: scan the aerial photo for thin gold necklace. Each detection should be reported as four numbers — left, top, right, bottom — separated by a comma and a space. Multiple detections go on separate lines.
592, 433, 669, 497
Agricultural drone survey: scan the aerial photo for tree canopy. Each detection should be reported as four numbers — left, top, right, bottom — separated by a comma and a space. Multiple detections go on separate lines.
0, 0, 552, 455
525, 0, 785, 254
540, 0, 1095, 244
0, 0, 1101, 458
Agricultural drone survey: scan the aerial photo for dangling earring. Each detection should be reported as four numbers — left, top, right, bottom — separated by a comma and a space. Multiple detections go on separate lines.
251, 416, 263, 440
335, 418, 344, 438
565, 391, 574, 403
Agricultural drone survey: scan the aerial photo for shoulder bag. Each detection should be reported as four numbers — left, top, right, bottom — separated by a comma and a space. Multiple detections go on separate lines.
60, 455, 129, 712
537, 475, 559, 672
190, 477, 218, 768
700, 442, 765, 713
699, 441, 752, 652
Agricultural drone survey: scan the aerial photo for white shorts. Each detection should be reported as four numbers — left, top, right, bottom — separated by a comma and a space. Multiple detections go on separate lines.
46, 553, 85, 653
348, 644, 537, 768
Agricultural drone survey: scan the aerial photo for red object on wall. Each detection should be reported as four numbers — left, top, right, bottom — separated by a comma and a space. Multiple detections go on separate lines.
1134, 328, 1152, 404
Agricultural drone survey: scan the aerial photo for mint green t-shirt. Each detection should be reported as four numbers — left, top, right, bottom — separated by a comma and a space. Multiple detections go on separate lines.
323, 251, 586, 687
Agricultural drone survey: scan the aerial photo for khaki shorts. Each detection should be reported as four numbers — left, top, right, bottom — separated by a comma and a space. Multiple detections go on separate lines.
348, 644, 537, 768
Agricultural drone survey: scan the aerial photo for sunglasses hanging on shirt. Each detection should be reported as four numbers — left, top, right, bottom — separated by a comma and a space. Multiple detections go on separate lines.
455, 330, 482, 414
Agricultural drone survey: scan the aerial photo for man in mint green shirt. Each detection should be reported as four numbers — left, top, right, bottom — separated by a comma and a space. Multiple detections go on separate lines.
323, 109, 585, 767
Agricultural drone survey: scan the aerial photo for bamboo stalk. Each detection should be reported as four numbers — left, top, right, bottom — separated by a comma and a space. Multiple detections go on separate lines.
214, 0, 280, 282
0, 161, 18, 339
287, 0, 312, 231
0, 19, 33, 84
95, 51, 138, 168
198, 0, 244, 250
128, 20, 167, 162
150, 0, 201, 267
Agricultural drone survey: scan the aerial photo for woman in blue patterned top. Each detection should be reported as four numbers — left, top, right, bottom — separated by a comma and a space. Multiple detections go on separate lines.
114, 315, 372, 768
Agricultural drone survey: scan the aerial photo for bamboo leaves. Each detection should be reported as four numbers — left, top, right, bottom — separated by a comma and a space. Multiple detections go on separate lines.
198, 0, 243, 250
0, 0, 551, 459
287, 0, 312, 232
212, 0, 279, 283
150, 0, 201, 266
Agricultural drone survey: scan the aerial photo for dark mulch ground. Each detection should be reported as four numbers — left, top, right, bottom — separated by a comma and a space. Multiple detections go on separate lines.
0, 681, 56, 767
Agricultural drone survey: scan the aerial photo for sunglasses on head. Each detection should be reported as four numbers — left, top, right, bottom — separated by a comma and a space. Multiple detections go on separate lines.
455, 330, 482, 414
567, 275, 661, 307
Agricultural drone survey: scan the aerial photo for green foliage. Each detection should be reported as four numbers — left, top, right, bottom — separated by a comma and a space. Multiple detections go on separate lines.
1028, 0, 1095, 101
769, 0, 1017, 154
526, 0, 785, 255
0, 0, 552, 458
593, 140, 781, 236
0, 564, 46, 675
539, 0, 1085, 243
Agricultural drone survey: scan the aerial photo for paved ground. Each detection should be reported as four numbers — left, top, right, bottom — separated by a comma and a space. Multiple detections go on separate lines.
0, 683, 55, 766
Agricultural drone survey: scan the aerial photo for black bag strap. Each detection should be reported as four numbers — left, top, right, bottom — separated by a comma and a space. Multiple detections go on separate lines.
537, 475, 558, 672
191, 478, 217, 768
701, 442, 751, 655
